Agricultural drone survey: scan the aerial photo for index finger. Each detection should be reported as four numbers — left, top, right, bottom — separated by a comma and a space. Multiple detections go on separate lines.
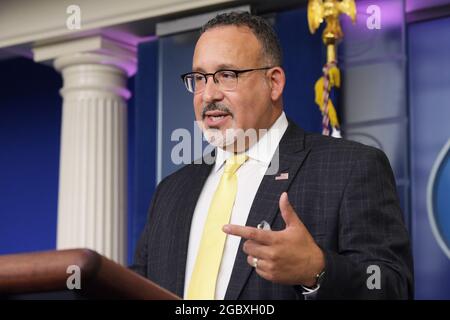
223, 224, 273, 245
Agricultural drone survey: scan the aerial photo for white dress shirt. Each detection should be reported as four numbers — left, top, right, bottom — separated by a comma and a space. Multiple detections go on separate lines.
183, 112, 288, 299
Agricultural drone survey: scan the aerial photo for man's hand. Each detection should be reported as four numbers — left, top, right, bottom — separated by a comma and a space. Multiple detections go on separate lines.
223, 192, 325, 287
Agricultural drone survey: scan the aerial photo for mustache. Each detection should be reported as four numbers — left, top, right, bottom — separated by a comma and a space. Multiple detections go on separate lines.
201, 103, 233, 118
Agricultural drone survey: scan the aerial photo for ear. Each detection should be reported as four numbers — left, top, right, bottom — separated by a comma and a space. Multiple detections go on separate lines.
267, 67, 286, 101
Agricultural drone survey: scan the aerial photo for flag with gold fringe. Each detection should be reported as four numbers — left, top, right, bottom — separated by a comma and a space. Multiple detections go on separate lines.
307, 0, 356, 137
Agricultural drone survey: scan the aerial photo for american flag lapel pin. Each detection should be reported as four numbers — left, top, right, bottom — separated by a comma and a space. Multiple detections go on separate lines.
275, 172, 289, 180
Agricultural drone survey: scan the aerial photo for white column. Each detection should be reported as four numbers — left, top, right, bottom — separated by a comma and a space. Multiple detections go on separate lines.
34, 37, 137, 264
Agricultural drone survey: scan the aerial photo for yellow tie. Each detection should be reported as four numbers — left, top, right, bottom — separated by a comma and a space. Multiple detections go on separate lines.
187, 153, 248, 300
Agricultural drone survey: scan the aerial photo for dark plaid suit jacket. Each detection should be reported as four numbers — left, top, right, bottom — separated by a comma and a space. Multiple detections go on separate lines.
130, 119, 414, 299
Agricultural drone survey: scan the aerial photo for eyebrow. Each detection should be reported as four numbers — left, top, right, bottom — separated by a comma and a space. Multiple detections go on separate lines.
192, 63, 240, 73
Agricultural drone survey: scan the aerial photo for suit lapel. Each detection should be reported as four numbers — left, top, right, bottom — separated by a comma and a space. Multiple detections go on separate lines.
224, 121, 311, 300
171, 155, 215, 297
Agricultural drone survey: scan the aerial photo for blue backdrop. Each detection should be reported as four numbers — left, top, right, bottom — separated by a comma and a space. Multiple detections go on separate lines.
409, 15, 450, 299
0, 58, 61, 254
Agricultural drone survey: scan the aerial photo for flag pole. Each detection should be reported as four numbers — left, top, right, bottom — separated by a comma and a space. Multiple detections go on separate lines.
308, 0, 356, 137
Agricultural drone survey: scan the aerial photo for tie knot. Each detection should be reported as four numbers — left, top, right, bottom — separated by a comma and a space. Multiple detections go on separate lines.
224, 154, 248, 175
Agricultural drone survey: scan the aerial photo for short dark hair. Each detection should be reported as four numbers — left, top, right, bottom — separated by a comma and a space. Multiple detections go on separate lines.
201, 11, 283, 66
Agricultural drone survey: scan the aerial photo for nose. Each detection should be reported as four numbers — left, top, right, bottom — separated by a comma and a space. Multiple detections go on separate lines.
202, 75, 224, 104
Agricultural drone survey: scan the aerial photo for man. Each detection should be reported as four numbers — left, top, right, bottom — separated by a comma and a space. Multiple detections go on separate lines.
131, 12, 413, 300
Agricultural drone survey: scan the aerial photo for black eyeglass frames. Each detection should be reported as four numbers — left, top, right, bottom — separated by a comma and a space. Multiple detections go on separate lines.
180, 66, 274, 93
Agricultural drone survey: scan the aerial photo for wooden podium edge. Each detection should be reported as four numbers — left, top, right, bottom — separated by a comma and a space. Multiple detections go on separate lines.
0, 249, 181, 300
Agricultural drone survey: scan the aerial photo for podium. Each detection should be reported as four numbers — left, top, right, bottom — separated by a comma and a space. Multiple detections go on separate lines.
0, 249, 181, 300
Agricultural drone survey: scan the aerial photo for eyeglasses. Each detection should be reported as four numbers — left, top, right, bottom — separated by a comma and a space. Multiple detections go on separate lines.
180, 67, 273, 93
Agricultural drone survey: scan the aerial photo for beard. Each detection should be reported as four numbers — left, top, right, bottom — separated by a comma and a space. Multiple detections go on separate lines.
203, 125, 238, 148
200, 102, 237, 148
199, 102, 258, 152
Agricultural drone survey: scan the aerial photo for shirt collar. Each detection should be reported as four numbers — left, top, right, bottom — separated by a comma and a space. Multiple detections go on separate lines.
214, 111, 288, 172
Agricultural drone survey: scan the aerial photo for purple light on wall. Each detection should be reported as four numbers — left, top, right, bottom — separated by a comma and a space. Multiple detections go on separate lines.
340, 0, 405, 63
406, 0, 450, 12
342, 0, 404, 34
101, 30, 158, 76
102, 29, 157, 47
